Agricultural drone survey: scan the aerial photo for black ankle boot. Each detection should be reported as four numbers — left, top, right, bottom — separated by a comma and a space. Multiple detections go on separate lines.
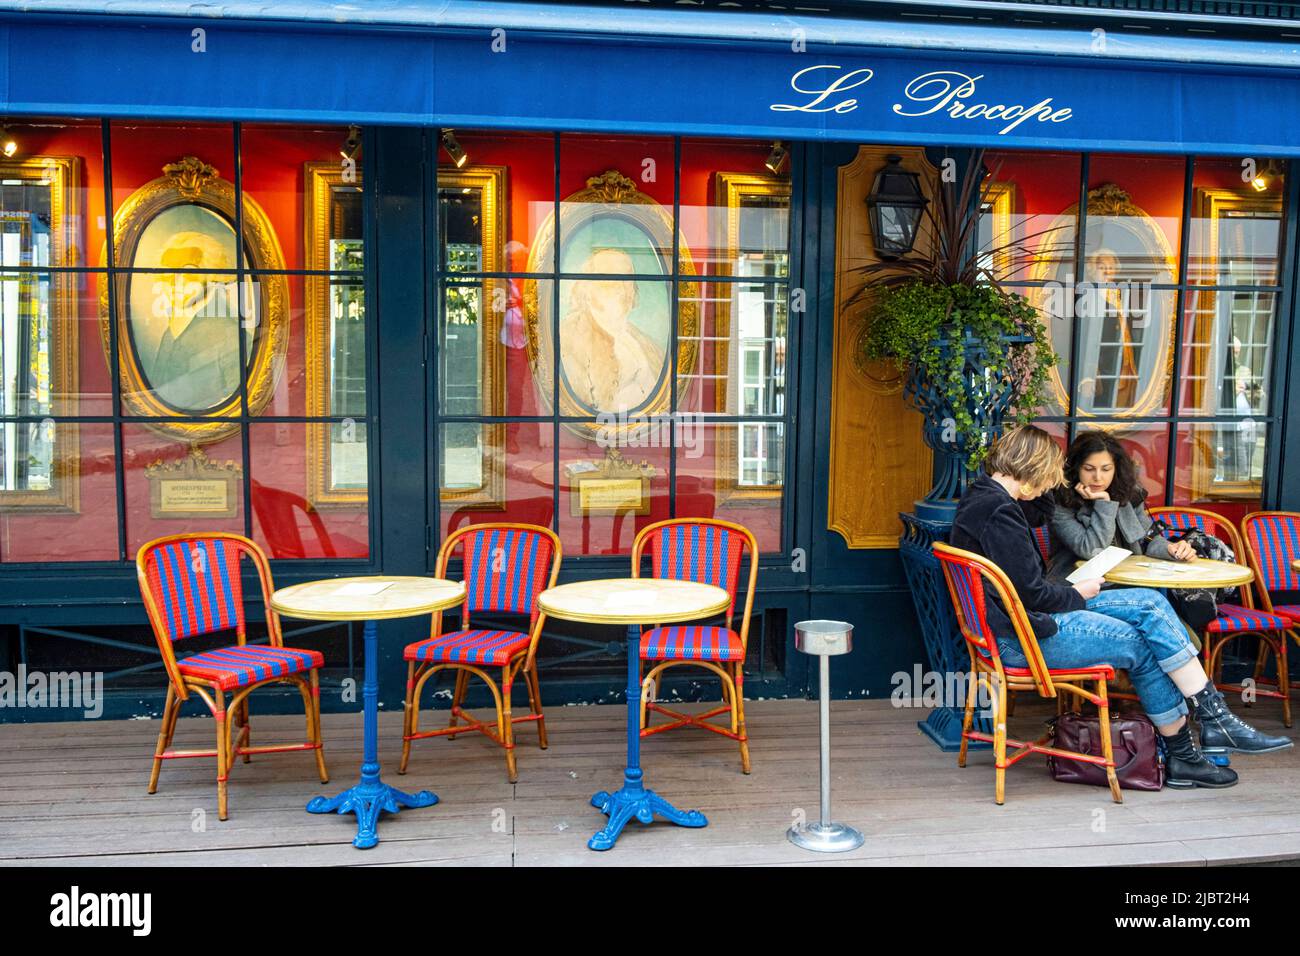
1163, 723, 1238, 789
1189, 682, 1295, 755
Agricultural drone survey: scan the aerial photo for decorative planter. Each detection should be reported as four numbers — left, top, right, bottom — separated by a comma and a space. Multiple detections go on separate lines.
905, 330, 1031, 522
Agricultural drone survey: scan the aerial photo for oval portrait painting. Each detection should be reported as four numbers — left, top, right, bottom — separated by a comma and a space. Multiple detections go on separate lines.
127, 204, 249, 413
524, 170, 698, 437
103, 156, 288, 442
558, 229, 672, 415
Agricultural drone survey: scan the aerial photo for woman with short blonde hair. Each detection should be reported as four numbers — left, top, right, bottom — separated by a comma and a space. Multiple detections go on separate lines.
949, 425, 1291, 790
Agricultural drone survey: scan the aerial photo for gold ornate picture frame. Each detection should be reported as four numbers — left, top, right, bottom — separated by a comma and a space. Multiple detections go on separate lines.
99, 155, 288, 443
712, 170, 790, 505
524, 170, 699, 441
0, 156, 82, 513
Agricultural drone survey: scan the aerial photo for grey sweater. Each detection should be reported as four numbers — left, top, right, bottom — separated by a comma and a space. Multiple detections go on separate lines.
1047, 496, 1171, 578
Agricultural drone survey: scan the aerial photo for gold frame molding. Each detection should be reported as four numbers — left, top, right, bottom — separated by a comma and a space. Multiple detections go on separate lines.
1029, 183, 1177, 420
435, 165, 508, 510
99, 155, 289, 443
0, 156, 82, 513
980, 181, 1017, 282
303, 160, 364, 508
1186, 186, 1283, 501
711, 170, 790, 506
523, 170, 699, 441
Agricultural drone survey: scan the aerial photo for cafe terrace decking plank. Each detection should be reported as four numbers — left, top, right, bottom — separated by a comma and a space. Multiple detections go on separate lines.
1, 699, 1296, 866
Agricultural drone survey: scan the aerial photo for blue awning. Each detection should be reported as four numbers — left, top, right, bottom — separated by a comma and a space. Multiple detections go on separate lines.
3, 1, 1300, 154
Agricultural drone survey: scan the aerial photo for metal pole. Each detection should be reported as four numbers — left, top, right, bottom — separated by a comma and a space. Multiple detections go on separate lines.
819, 653, 831, 826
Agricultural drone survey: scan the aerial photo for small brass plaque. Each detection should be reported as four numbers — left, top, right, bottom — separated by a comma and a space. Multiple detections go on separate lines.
146, 445, 242, 519
159, 479, 229, 514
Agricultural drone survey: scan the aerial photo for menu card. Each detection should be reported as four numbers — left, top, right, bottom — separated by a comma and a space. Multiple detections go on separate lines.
1067, 546, 1132, 584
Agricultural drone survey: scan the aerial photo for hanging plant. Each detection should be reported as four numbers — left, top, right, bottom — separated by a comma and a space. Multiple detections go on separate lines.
863, 280, 1056, 470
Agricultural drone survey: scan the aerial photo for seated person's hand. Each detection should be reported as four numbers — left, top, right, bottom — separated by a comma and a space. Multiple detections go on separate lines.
1073, 577, 1104, 600
1168, 539, 1196, 562
1075, 482, 1109, 501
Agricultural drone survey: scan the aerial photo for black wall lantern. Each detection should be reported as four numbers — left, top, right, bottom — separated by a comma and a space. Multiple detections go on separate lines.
864, 154, 928, 260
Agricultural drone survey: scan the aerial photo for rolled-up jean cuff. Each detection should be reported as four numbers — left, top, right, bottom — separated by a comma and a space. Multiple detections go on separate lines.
1146, 698, 1189, 726
1157, 643, 1198, 673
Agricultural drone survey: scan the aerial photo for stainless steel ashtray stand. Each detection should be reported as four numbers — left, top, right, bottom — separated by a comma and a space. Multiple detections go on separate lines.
787, 619, 865, 853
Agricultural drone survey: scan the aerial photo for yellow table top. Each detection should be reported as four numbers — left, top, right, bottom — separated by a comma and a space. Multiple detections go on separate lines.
270, 576, 466, 622
1098, 554, 1253, 589
538, 578, 730, 625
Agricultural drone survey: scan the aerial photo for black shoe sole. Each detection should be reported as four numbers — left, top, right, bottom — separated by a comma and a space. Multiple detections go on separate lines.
1202, 741, 1295, 755
1165, 776, 1239, 789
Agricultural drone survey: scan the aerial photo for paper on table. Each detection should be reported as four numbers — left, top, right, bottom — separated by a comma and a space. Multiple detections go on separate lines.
1067, 546, 1132, 584
335, 581, 395, 597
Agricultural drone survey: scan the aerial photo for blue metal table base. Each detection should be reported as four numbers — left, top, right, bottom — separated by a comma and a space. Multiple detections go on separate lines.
588, 624, 707, 850
307, 618, 437, 849
307, 781, 438, 850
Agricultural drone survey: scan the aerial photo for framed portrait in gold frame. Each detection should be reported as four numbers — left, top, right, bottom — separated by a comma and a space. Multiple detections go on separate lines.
711, 170, 790, 505
524, 170, 698, 441
0, 156, 83, 514
99, 156, 288, 443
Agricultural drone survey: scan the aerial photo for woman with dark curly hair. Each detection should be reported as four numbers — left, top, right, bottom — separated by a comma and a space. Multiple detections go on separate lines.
1046, 430, 1194, 580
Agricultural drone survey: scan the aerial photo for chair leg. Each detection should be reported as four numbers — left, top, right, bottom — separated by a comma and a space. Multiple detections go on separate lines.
993, 677, 1007, 806
214, 689, 229, 821
310, 669, 329, 783
1278, 637, 1292, 728
502, 666, 518, 784
400, 661, 418, 774
734, 663, 750, 774
238, 697, 252, 763
447, 668, 469, 739
526, 665, 548, 750
957, 670, 977, 768
1096, 680, 1123, 804
148, 684, 178, 794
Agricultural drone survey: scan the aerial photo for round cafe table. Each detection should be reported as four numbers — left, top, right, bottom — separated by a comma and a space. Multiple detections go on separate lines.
537, 578, 730, 851
1096, 553, 1253, 589
270, 575, 466, 849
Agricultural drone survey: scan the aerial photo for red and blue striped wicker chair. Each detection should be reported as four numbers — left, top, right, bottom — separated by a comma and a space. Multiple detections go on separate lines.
136, 533, 329, 821
1238, 512, 1300, 725
932, 541, 1123, 805
1151, 506, 1291, 727
631, 518, 758, 773
399, 523, 561, 783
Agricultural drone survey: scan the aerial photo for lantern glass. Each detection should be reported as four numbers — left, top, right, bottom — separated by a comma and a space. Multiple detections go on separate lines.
865, 156, 927, 259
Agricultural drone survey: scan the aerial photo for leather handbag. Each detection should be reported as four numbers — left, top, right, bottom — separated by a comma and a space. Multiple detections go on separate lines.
1046, 712, 1165, 791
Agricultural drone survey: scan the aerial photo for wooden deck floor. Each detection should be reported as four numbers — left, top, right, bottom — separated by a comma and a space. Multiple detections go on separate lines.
2, 698, 1298, 866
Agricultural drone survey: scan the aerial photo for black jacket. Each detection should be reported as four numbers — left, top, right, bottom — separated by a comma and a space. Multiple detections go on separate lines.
949, 474, 1085, 641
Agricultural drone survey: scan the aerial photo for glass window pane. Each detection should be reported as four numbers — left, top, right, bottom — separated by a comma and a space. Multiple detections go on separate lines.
242, 124, 364, 273
441, 278, 527, 423
556, 422, 668, 557
680, 139, 791, 279
123, 422, 245, 556
675, 421, 782, 552
980, 150, 1082, 283
0, 423, 118, 561
1189, 156, 1284, 286
438, 422, 553, 541
679, 280, 786, 416
1178, 287, 1275, 417
437, 130, 554, 274
1174, 422, 1266, 512
250, 422, 368, 559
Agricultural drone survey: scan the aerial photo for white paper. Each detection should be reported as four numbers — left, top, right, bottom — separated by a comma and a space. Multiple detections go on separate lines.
336, 581, 395, 597
1131, 560, 1195, 576
1067, 546, 1132, 584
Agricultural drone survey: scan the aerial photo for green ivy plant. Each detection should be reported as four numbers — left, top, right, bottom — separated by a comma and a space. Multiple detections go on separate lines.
863, 280, 1056, 469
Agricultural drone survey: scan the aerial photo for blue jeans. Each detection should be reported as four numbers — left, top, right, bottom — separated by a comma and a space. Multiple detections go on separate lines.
997, 588, 1197, 726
